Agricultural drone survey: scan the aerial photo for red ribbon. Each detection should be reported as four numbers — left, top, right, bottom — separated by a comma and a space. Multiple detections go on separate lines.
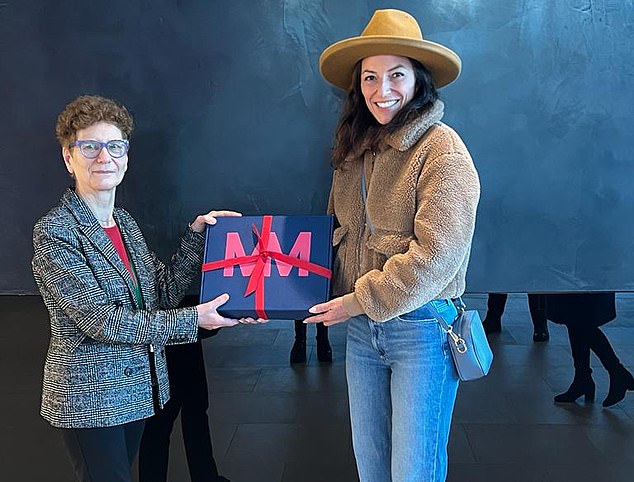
201, 215, 332, 319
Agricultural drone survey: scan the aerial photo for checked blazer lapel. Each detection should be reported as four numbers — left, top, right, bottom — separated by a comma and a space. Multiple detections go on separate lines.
114, 211, 153, 308
61, 189, 141, 307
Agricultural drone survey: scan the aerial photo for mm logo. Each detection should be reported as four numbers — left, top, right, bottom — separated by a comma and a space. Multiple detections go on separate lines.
222, 232, 312, 277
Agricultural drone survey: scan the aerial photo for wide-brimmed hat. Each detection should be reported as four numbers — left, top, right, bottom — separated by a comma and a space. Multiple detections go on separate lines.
319, 9, 461, 90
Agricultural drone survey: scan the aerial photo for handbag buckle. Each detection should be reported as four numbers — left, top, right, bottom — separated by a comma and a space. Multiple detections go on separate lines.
446, 326, 468, 354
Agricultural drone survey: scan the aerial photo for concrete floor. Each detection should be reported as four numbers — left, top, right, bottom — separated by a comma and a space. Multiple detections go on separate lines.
1, 293, 634, 481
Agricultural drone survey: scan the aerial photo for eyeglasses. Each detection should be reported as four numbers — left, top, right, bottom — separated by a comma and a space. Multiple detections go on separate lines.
69, 139, 129, 159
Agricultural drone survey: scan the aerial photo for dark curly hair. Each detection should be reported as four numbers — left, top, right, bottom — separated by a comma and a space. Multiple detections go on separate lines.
55, 95, 134, 147
330, 58, 438, 168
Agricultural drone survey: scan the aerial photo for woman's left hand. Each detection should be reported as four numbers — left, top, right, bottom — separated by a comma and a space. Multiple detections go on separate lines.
238, 317, 268, 325
304, 296, 351, 326
190, 210, 242, 233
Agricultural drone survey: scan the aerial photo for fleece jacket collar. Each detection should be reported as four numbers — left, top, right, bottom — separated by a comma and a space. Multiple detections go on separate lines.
384, 100, 445, 152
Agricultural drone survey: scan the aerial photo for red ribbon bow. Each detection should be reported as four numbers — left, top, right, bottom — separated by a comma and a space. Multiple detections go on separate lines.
201, 215, 332, 319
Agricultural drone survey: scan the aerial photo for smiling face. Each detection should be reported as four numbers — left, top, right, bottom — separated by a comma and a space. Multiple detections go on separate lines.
62, 121, 128, 198
360, 55, 417, 125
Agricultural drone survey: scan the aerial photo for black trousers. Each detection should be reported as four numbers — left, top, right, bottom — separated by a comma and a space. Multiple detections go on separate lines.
138, 338, 222, 482
61, 419, 145, 482
486, 293, 547, 328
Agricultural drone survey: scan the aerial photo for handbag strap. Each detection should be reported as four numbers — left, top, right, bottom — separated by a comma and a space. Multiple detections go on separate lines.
360, 167, 375, 234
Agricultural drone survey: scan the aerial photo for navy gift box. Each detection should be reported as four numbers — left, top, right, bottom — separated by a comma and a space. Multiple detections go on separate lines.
200, 215, 334, 320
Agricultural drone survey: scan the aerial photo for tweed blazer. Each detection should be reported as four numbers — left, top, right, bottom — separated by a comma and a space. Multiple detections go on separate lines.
32, 188, 202, 428
329, 100, 481, 321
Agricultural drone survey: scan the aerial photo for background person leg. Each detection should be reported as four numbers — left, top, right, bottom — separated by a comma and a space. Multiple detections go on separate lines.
290, 320, 307, 364
554, 324, 595, 403
316, 322, 332, 362
482, 293, 507, 334
138, 351, 185, 482
586, 326, 634, 407
528, 294, 549, 342
178, 339, 227, 481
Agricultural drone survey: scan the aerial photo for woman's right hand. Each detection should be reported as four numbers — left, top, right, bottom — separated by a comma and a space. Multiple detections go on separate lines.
196, 293, 266, 329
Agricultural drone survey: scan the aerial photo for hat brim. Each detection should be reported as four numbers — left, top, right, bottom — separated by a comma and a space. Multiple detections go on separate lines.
319, 36, 461, 90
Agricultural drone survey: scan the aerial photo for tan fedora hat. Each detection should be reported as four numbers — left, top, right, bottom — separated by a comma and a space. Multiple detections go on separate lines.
319, 9, 461, 90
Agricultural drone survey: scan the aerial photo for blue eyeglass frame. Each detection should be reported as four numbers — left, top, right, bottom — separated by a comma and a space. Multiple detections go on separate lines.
69, 139, 130, 158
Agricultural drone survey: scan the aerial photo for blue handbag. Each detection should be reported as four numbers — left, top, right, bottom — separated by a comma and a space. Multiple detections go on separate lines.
432, 299, 493, 381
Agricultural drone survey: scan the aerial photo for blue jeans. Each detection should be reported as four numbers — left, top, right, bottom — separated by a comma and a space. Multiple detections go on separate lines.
346, 299, 459, 482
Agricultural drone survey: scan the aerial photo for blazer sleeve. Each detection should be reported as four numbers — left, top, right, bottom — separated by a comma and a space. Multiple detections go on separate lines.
32, 218, 199, 347
142, 223, 205, 310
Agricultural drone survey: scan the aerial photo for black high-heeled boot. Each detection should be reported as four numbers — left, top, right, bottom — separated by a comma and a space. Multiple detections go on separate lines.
316, 323, 332, 363
602, 364, 634, 407
554, 372, 595, 403
290, 320, 307, 364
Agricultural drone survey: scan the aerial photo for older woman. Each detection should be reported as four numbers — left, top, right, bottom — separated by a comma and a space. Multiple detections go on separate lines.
305, 9, 480, 482
31, 95, 252, 482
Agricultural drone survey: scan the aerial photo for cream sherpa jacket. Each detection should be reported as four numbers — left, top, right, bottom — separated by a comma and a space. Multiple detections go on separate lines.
328, 100, 480, 322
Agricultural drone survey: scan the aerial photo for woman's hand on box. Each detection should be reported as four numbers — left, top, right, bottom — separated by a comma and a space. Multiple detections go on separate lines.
196, 293, 267, 329
190, 210, 242, 233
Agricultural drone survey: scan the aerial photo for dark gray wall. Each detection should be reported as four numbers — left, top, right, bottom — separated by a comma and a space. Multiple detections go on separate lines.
1, 0, 633, 294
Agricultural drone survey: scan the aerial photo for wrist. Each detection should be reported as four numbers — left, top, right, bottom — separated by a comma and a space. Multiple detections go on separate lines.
342, 293, 364, 317
189, 221, 204, 234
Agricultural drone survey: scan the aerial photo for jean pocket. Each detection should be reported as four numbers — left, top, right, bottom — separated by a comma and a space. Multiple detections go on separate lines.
396, 313, 436, 322
396, 299, 456, 323
396, 305, 436, 323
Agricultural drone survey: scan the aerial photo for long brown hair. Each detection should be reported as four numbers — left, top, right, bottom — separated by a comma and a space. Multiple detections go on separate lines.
330, 58, 438, 168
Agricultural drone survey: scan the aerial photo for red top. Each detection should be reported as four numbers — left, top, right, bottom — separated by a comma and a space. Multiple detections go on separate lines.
103, 224, 143, 306
103, 224, 135, 279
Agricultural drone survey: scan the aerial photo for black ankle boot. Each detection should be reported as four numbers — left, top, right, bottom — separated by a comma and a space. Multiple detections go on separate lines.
482, 316, 501, 334
290, 339, 306, 364
533, 323, 549, 342
316, 337, 332, 363
602, 364, 634, 407
554, 373, 595, 403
